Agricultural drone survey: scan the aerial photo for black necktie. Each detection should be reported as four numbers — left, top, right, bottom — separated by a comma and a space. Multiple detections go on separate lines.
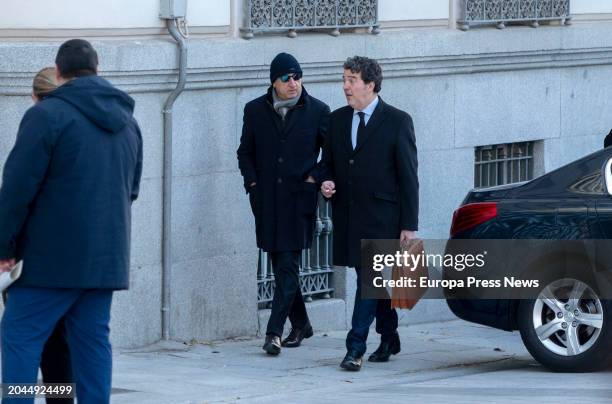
356, 112, 366, 149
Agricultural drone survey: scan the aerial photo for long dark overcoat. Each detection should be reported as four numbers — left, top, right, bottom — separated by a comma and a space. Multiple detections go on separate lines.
323, 98, 418, 267
237, 86, 330, 252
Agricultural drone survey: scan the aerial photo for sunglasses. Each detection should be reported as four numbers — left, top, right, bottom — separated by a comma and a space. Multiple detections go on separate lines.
280, 73, 302, 83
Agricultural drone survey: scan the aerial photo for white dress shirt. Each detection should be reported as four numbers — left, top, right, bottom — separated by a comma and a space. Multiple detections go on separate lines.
351, 96, 379, 149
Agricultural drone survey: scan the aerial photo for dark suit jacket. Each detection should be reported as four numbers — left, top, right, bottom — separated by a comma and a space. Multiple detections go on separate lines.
237, 86, 330, 252
323, 98, 418, 267
0, 76, 142, 289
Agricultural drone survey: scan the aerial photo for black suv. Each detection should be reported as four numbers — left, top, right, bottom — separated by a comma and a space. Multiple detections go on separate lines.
446, 148, 612, 372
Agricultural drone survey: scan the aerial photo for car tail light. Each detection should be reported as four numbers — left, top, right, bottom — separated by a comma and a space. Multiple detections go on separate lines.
450, 202, 498, 237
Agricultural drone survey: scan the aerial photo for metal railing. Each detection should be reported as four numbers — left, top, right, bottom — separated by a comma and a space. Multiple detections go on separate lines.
241, 0, 379, 39
458, 0, 571, 30
257, 194, 334, 306
474, 141, 535, 188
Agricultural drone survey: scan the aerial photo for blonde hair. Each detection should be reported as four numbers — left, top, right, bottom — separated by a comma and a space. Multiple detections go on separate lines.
32, 67, 58, 100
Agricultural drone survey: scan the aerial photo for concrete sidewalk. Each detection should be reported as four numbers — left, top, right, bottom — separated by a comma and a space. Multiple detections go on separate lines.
108, 320, 612, 403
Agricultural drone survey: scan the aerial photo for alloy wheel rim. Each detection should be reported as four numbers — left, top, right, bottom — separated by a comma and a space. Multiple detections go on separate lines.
532, 278, 604, 357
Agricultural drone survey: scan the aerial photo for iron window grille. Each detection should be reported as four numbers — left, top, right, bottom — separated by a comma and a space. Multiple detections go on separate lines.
474, 141, 535, 188
242, 0, 379, 39
458, 0, 571, 30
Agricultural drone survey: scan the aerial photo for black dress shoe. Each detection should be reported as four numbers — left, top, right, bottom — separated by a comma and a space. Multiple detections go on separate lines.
262, 335, 281, 355
340, 350, 363, 371
368, 333, 401, 362
281, 325, 314, 348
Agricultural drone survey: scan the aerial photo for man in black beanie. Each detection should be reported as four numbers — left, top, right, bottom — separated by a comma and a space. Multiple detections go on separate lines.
237, 53, 330, 355
0, 39, 142, 403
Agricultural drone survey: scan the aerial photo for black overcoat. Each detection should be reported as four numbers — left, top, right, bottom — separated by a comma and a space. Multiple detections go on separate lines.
237, 87, 330, 252
323, 98, 418, 267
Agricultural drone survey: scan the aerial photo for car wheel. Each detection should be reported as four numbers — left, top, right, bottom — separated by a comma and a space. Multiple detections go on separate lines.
518, 277, 611, 372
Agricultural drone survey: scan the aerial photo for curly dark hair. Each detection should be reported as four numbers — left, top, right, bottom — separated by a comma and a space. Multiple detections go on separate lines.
343, 56, 382, 93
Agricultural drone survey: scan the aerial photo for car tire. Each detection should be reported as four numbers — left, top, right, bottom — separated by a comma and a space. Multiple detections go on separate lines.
518, 277, 611, 372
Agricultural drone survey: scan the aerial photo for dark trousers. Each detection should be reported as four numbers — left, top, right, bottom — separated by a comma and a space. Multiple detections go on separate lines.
266, 251, 310, 337
345, 266, 398, 356
1, 287, 113, 404
40, 318, 74, 404
1, 292, 73, 404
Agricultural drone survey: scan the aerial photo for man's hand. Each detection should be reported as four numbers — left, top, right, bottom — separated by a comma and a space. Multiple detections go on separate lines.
321, 180, 336, 198
250, 182, 256, 187
400, 230, 416, 248
305, 176, 316, 184
0, 258, 16, 273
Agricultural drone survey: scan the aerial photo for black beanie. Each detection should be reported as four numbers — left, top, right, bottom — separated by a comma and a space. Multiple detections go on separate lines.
269, 52, 302, 83
55, 39, 99, 77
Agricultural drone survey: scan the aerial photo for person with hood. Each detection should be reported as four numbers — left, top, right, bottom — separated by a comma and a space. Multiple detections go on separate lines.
0, 39, 142, 403
237, 52, 330, 355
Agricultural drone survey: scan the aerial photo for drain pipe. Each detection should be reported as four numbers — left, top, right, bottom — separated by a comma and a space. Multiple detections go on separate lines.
161, 16, 188, 341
